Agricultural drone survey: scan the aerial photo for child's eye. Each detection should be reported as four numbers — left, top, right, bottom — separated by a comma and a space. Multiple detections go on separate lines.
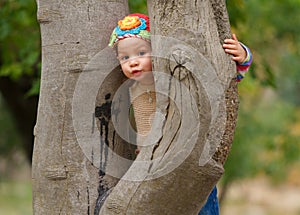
118, 55, 129, 61
138, 51, 146, 56
139, 50, 151, 57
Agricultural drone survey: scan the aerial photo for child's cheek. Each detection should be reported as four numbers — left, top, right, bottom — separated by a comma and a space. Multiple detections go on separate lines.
123, 70, 132, 79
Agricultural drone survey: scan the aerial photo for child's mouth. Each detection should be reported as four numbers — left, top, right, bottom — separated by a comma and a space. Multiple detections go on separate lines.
132, 70, 142, 76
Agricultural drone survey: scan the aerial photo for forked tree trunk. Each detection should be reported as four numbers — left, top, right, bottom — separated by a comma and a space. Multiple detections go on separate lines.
99, 1, 238, 214
32, 0, 238, 214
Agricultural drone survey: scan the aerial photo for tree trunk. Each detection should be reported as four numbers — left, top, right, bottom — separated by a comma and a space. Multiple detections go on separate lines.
99, 0, 238, 214
33, 0, 239, 214
32, 0, 130, 214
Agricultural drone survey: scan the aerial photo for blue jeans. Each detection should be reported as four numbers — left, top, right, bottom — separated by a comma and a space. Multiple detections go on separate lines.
198, 186, 219, 215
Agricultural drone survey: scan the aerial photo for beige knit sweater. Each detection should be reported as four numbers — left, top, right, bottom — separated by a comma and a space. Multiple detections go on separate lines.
129, 82, 156, 148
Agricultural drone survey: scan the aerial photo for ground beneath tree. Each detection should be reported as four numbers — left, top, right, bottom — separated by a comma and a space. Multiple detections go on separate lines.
221, 175, 300, 215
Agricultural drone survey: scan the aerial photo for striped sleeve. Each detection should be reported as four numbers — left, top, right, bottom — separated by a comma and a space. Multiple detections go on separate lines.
236, 43, 253, 82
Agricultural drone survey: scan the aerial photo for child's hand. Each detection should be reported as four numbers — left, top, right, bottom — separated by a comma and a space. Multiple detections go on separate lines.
223, 34, 247, 64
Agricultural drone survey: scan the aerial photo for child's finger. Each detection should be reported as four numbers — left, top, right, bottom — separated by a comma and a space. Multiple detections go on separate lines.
223, 43, 238, 50
232, 33, 238, 41
232, 55, 239, 60
223, 42, 236, 47
224, 48, 238, 56
232, 56, 243, 63
224, 38, 235, 44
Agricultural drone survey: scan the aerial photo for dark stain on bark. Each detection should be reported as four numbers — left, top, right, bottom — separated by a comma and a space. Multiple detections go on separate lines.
94, 93, 113, 215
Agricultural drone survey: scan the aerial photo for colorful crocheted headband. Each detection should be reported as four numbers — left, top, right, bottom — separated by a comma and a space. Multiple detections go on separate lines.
108, 13, 151, 47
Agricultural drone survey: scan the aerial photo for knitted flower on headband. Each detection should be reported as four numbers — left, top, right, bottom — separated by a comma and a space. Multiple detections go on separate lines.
109, 13, 151, 47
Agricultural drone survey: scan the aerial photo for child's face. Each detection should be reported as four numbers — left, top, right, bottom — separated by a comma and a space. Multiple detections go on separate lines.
117, 38, 153, 85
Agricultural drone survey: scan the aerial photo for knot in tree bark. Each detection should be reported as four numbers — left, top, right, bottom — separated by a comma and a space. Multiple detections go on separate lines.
169, 48, 192, 81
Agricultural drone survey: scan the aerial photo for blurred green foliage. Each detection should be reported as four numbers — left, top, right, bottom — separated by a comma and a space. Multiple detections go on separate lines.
129, 0, 147, 14
0, 0, 40, 95
222, 0, 300, 186
224, 80, 300, 185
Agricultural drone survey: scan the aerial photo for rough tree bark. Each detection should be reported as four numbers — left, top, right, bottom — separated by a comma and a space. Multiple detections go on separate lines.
32, 0, 238, 214
32, 0, 130, 214
99, 1, 238, 214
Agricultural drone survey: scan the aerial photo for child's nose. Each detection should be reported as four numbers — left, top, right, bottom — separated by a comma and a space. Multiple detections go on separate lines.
129, 58, 139, 66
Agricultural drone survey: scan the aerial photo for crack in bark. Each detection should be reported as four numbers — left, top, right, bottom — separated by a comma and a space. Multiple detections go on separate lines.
87, 0, 91, 21
87, 186, 90, 215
